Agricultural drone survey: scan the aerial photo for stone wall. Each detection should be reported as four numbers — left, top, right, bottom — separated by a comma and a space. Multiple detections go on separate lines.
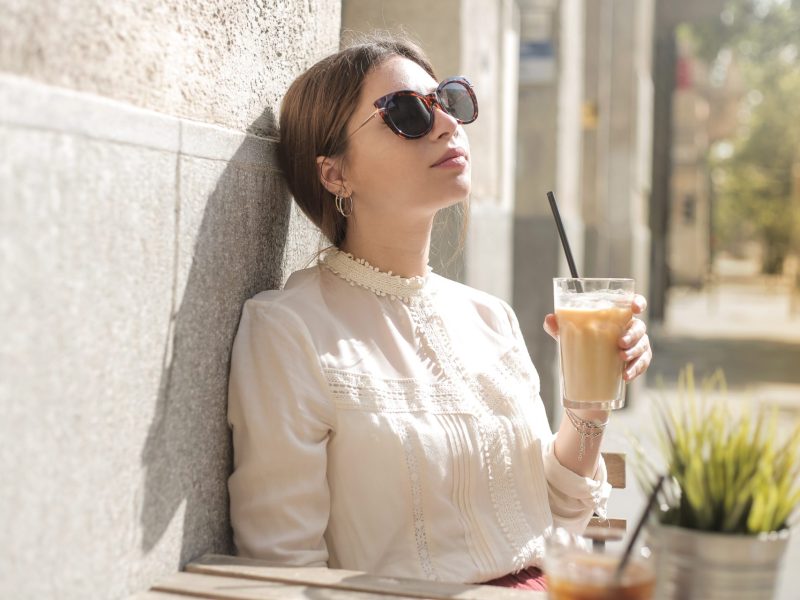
0, 1, 340, 598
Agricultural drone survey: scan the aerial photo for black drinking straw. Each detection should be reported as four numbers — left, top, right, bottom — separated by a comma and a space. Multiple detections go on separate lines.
547, 191, 582, 291
614, 474, 666, 584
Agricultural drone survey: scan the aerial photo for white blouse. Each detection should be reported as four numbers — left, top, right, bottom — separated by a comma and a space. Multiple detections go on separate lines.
227, 249, 610, 584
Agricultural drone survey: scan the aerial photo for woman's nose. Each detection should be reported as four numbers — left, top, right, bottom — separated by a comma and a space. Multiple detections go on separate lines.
430, 105, 458, 139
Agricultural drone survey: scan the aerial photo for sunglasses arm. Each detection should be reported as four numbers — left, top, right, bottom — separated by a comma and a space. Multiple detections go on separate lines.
345, 108, 384, 141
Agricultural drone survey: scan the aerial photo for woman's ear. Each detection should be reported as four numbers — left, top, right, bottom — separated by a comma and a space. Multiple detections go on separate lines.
316, 155, 350, 196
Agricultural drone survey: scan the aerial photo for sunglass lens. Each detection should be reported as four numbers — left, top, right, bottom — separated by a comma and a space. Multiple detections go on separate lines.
440, 81, 477, 123
385, 93, 432, 138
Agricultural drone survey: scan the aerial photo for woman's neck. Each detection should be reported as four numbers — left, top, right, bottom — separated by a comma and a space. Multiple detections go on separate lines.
340, 217, 433, 279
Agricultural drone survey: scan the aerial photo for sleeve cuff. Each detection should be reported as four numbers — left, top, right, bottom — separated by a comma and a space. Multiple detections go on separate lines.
542, 436, 612, 530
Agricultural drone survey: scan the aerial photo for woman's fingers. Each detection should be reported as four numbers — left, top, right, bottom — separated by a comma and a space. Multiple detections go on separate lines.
624, 346, 652, 381
619, 317, 647, 349
543, 313, 559, 339
619, 313, 652, 381
632, 294, 648, 314
621, 333, 650, 362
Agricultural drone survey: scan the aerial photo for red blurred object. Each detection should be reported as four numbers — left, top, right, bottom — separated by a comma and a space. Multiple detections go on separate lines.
676, 56, 693, 89
483, 566, 548, 590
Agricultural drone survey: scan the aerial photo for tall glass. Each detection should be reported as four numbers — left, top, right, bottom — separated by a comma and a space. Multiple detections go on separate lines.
554, 278, 635, 410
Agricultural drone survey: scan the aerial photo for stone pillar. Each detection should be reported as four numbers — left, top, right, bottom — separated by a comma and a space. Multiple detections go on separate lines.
0, 2, 340, 598
341, 0, 520, 302
649, 27, 677, 321
581, 0, 603, 278
582, 0, 654, 291
514, 0, 585, 420
792, 163, 800, 315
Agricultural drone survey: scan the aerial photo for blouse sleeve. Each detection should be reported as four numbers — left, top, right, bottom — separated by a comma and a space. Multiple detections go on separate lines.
499, 299, 611, 533
227, 299, 335, 565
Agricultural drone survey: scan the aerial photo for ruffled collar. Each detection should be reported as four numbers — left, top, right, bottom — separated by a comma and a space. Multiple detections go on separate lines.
320, 249, 431, 302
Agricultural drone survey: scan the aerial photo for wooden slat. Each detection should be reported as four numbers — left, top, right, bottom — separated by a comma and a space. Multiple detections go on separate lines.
601, 452, 626, 489
130, 593, 193, 599
585, 517, 627, 542
185, 555, 544, 599
153, 571, 386, 599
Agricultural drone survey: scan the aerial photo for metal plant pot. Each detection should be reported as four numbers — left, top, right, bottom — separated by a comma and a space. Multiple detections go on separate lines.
653, 524, 791, 600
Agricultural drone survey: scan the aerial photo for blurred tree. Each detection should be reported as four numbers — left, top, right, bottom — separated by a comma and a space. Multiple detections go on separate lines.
690, 0, 800, 273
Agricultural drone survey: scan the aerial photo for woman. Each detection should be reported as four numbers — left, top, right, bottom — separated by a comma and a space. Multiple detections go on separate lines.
227, 35, 652, 590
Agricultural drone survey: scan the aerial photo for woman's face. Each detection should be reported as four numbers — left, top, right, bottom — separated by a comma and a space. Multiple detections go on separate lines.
340, 56, 472, 220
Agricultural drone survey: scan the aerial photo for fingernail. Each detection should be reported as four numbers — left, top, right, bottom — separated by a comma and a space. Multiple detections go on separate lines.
622, 335, 632, 345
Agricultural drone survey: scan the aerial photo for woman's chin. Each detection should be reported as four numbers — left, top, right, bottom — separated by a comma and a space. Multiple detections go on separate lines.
448, 179, 471, 202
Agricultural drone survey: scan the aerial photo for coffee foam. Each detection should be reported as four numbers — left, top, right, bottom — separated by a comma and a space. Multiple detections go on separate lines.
556, 289, 633, 310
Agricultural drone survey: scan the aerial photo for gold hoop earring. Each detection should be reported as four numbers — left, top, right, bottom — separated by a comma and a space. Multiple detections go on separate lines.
335, 193, 353, 217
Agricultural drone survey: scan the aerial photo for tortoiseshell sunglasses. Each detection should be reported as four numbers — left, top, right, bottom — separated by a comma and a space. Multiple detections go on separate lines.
348, 76, 479, 140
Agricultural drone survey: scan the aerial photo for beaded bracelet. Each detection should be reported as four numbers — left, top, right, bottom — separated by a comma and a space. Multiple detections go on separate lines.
565, 407, 609, 461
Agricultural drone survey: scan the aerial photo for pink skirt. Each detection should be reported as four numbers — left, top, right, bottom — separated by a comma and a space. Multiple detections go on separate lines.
482, 566, 548, 591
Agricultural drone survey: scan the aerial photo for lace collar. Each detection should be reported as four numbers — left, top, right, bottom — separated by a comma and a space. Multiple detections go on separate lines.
320, 249, 431, 303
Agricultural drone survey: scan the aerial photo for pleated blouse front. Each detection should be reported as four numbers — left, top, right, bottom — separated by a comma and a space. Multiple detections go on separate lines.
227, 249, 610, 584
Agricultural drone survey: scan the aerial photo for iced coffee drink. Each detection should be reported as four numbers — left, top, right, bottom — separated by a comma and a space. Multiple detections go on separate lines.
554, 278, 634, 410
547, 552, 655, 600
544, 527, 655, 600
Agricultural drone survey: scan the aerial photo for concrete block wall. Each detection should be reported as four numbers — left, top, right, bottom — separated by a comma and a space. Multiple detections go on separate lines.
0, 1, 339, 598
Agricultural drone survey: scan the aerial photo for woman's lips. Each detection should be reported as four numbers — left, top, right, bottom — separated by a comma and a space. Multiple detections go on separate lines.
432, 155, 468, 169
431, 146, 468, 168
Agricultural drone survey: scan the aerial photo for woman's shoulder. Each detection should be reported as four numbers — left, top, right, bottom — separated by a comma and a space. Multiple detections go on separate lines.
433, 273, 512, 310
242, 265, 325, 322
432, 274, 516, 331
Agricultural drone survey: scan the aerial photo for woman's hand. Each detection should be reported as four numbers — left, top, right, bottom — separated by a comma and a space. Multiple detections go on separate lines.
543, 294, 652, 382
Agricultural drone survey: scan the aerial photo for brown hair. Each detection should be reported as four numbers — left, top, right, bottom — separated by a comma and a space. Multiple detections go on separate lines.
277, 34, 437, 247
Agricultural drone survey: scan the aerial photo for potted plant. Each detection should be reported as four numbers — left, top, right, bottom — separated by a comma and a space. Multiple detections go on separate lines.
632, 366, 800, 600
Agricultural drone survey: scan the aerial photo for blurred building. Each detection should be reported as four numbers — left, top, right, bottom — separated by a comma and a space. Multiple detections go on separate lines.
649, 0, 728, 317
670, 48, 713, 286
668, 38, 744, 286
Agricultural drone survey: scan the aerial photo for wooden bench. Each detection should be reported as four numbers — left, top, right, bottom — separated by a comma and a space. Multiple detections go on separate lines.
584, 451, 627, 548
136, 554, 545, 599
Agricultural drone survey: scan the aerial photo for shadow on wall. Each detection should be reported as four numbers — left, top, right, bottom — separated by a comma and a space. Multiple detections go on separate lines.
139, 105, 290, 564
